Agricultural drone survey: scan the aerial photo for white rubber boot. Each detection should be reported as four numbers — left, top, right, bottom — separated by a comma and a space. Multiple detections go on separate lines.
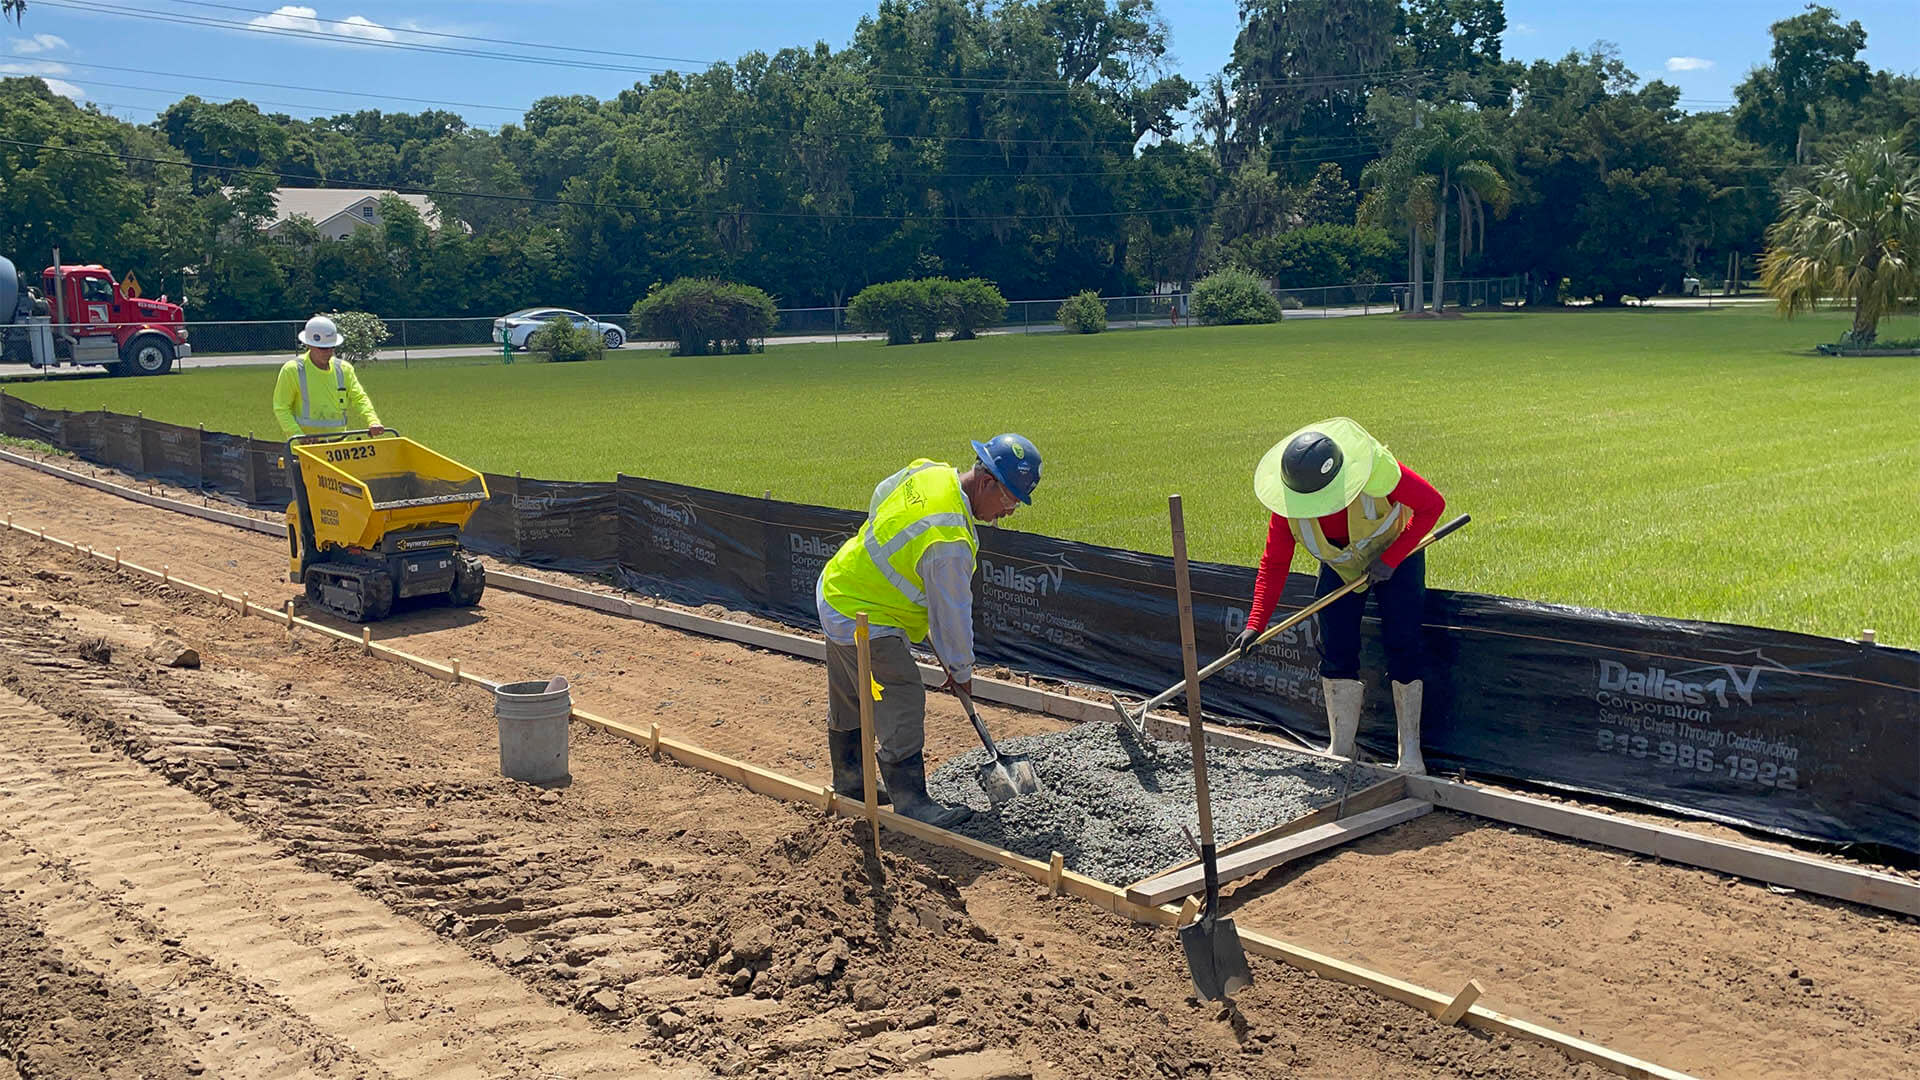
1392, 679, 1426, 775
1322, 677, 1363, 759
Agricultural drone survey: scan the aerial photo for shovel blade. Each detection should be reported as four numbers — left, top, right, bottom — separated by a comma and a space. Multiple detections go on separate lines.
977, 753, 1041, 805
1179, 915, 1253, 1001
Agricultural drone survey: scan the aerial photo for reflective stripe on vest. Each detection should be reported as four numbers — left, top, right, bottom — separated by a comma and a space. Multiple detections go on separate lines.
1289, 495, 1407, 585
820, 460, 977, 640
295, 356, 349, 430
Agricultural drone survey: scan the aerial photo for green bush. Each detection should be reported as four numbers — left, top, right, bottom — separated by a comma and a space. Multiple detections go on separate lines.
849, 277, 1007, 344
1057, 291, 1107, 334
325, 311, 390, 365
632, 278, 777, 356
848, 279, 935, 345
941, 278, 1007, 340
1190, 268, 1286, 325
1235, 225, 1399, 290
526, 318, 605, 363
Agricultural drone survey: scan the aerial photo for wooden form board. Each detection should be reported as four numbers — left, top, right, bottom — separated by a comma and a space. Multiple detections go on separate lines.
2, 450, 1911, 926
1127, 798, 1434, 906
0, 516, 1696, 1080
1149, 774, 1408, 880
1407, 775, 1920, 917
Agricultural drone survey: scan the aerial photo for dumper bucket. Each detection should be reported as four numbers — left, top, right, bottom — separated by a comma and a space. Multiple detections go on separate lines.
291, 430, 488, 552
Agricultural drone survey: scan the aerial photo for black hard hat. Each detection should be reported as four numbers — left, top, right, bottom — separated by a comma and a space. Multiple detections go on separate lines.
1279, 429, 1342, 495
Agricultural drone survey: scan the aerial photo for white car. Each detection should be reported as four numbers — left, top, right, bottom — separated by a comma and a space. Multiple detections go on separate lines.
492, 308, 626, 350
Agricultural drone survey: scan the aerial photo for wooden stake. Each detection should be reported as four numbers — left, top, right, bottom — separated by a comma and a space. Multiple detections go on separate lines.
1861, 629, 1876, 645
1048, 851, 1065, 896
114, 546, 121, 570
285, 600, 295, 640
649, 722, 661, 759
854, 613, 882, 853
161, 564, 170, 584
240, 591, 250, 616
1177, 895, 1201, 926
361, 626, 371, 655
1438, 978, 1485, 1025
451, 658, 462, 683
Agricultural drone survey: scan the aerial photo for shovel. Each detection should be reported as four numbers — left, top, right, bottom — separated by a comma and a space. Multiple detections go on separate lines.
933, 653, 1041, 804
1168, 494, 1253, 1000
1110, 513, 1471, 740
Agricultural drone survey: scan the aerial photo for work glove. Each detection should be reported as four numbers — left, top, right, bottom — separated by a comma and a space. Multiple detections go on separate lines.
1232, 626, 1262, 658
1366, 558, 1396, 585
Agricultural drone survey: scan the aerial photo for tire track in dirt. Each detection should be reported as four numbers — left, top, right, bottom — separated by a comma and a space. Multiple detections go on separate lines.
0, 683, 705, 1080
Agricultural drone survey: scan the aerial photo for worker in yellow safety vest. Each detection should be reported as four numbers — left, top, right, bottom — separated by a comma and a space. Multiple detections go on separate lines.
816, 434, 1043, 826
273, 314, 384, 578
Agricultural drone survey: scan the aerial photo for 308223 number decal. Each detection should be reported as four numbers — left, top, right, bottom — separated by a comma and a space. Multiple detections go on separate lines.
324, 445, 375, 463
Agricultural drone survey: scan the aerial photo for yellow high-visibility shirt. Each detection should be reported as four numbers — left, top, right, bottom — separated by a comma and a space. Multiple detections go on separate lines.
272, 351, 380, 439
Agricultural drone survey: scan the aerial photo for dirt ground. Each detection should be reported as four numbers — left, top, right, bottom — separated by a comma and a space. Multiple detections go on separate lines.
3, 458, 1918, 1079
0, 530, 1596, 1080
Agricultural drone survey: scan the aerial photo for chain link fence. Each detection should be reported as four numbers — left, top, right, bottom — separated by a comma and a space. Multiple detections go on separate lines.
4, 276, 1528, 376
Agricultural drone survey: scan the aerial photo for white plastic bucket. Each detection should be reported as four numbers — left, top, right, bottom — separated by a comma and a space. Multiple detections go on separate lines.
494, 677, 570, 784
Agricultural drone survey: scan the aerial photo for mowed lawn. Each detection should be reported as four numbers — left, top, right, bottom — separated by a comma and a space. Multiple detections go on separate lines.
9, 307, 1918, 642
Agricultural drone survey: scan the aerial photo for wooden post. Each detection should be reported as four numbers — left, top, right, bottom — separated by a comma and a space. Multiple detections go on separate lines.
1048, 851, 1065, 896
649, 722, 661, 759
285, 600, 295, 641
361, 626, 371, 655
1438, 979, 1485, 1025
239, 591, 250, 616
1861, 629, 1876, 645
162, 564, 170, 584
114, 547, 121, 570
450, 658, 462, 683
854, 613, 883, 852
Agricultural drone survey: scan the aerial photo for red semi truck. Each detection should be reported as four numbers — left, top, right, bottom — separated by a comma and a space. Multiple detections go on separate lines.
1, 254, 191, 376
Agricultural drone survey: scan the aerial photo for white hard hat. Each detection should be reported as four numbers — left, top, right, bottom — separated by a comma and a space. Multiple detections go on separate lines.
299, 314, 344, 349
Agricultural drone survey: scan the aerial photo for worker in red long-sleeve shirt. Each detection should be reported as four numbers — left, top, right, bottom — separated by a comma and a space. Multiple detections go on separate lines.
1233, 418, 1446, 773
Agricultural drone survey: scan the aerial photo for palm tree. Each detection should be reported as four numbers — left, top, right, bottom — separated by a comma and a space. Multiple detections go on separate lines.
2, 0, 25, 26
1363, 105, 1510, 314
1761, 135, 1920, 347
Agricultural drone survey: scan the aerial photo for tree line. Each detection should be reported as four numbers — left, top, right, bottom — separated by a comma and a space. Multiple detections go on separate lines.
1, 0, 1915, 322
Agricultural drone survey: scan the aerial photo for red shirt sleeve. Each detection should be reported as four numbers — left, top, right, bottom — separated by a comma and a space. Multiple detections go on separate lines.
1379, 464, 1445, 568
1245, 513, 1295, 632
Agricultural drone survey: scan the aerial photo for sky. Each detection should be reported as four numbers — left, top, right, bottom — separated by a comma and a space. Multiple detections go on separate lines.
2, 0, 1916, 132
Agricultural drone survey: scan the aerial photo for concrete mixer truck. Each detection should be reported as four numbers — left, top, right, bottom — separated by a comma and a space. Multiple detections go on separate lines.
1, 254, 190, 376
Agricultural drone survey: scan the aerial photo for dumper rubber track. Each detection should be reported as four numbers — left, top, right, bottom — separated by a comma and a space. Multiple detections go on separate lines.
304, 562, 394, 622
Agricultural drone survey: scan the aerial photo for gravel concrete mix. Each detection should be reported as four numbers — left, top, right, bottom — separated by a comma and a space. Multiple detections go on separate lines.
929, 722, 1386, 885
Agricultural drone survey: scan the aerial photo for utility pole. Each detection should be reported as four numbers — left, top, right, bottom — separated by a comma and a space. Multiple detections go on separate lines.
1408, 90, 1424, 315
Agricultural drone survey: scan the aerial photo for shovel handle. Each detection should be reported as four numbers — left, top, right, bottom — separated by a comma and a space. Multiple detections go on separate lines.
1130, 514, 1472, 718
932, 653, 1004, 760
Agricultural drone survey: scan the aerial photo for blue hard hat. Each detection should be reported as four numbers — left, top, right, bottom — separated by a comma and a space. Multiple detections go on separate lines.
970, 433, 1043, 505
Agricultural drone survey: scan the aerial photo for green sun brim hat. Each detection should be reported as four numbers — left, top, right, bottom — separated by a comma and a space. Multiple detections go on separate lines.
1253, 417, 1389, 519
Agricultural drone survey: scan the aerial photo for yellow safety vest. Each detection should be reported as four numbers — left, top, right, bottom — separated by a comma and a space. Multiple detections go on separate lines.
819, 460, 978, 641
1289, 492, 1408, 587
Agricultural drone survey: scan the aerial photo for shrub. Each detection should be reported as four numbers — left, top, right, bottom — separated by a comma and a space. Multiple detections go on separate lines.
941, 278, 1007, 340
1235, 225, 1399, 290
526, 318, 605, 363
1277, 294, 1305, 310
1190, 268, 1286, 325
1057, 291, 1107, 334
632, 278, 777, 356
325, 311, 390, 365
848, 279, 934, 345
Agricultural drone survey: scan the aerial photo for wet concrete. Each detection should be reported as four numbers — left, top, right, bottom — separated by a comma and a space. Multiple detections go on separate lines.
929, 722, 1385, 886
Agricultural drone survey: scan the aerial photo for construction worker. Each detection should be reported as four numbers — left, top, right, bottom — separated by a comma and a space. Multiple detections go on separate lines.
816, 434, 1043, 827
273, 314, 382, 575
1234, 418, 1445, 773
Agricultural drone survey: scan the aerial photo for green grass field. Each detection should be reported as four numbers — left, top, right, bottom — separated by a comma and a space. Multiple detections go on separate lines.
8, 308, 1917, 642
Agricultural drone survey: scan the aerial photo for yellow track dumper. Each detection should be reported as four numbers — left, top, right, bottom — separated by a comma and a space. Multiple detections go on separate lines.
285, 430, 489, 621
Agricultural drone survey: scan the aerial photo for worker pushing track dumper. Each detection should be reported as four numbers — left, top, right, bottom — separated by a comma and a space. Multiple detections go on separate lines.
285, 429, 489, 621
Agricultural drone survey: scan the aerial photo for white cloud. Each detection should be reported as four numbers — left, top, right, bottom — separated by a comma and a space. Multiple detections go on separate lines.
1666, 57, 1714, 72
9, 33, 68, 55
1509, 22, 1536, 35
0, 61, 83, 99
247, 5, 399, 43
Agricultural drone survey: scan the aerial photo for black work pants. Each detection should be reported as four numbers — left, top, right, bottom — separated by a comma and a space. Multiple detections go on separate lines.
1314, 549, 1426, 684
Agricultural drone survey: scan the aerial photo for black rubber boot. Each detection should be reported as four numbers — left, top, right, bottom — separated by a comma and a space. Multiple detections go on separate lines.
828, 728, 888, 805
879, 753, 971, 829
